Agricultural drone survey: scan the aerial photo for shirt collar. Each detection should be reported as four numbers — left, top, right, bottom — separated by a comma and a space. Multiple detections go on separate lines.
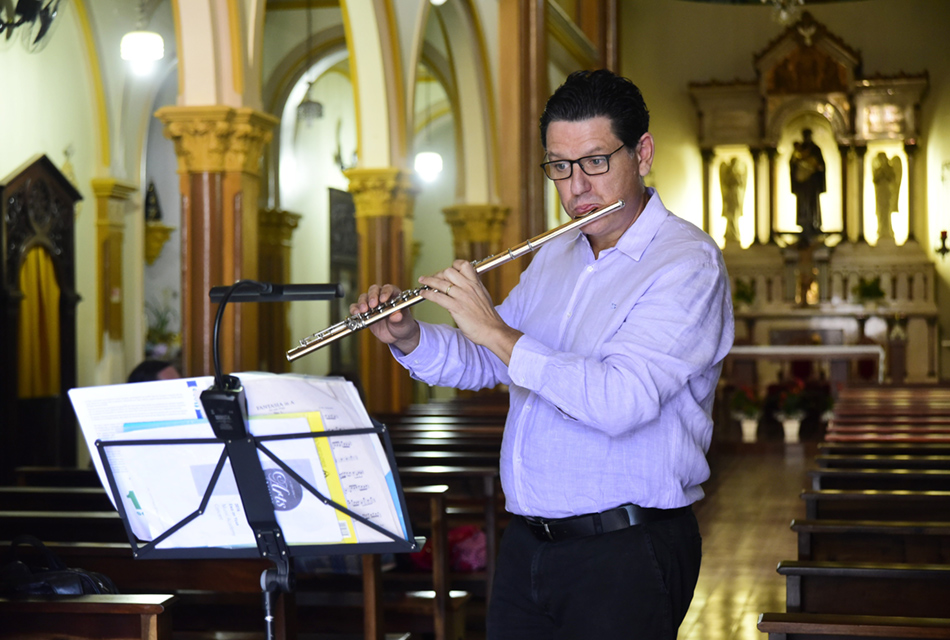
573, 187, 667, 261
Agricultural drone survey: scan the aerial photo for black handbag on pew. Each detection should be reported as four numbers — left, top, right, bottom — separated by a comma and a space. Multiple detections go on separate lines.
0, 534, 118, 596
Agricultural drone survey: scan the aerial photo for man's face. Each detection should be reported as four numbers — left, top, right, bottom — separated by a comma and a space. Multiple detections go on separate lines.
545, 116, 651, 252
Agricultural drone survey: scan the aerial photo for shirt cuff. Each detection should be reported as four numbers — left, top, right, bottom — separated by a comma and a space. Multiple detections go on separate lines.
507, 334, 554, 390
391, 322, 442, 379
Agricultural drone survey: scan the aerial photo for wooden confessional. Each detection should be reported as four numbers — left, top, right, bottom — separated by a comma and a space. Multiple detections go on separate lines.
0, 155, 82, 482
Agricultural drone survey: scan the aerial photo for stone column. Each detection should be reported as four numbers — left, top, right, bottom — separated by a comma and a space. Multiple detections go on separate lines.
442, 203, 510, 303
90, 178, 137, 361
750, 148, 763, 245
904, 141, 919, 243
837, 144, 850, 242
155, 106, 278, 377
701, 148, 714, 234
344, 167, 417, 414
855, 145, 868, 244
767, 147, 778, 244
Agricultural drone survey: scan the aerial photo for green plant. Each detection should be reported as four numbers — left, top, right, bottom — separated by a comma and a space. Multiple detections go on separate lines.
852, 276, 885, 302
733, 278, 756, 307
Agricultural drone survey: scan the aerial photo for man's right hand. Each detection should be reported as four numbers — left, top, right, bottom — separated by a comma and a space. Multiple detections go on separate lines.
350, 284, 421, 354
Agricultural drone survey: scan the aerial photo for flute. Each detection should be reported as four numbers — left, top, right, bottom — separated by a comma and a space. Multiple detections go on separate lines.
286, 199, 625, 361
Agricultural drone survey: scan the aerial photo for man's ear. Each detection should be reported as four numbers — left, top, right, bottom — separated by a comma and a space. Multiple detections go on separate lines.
636, 133, 655, 177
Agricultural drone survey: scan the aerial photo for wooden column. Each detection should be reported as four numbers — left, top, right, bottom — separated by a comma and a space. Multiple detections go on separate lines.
258, 208, 301, 374
498, 0, 548, 298
91, 178, 137, 360
344, 167, 416, 414
442, 203, 510, 303
155, 106, 278, 377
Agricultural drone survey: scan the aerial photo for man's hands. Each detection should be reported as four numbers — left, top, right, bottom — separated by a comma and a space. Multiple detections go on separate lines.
418, 260, 523, 366
350, 284, 422, 355
354, 260, 523, 364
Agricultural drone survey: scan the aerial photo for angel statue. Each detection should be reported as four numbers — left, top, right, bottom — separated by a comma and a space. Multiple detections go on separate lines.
720, 157, 747, 245
872, 152, 902, 241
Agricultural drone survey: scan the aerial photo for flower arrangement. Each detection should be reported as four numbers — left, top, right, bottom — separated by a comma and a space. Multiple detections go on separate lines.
730, 385, 760, 419
145, 291, 181, 360
852, 276, 885, 304
733, 278, 756, 308
777, 379, 806, 419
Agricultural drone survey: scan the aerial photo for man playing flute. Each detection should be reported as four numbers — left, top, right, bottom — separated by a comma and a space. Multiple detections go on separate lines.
352, 69, 734, 640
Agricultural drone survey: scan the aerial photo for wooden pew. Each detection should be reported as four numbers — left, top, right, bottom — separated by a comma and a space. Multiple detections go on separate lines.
792, 519, 950, 563
0, 479, 463, 640
807, 467, 950, 491
0, 485, 115, 511
0, 510, 128, 542
0, 594, 177, 640
824, 431, 950, 443
397, 465, 502, 603
778, 560, 950, 618
818, 442, 950, 457
801, 489, 950, 521
757, 612, 950, 639
815, 454, 950, 470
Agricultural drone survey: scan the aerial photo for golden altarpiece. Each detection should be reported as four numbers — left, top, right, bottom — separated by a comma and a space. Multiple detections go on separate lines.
690, 12, 933, 393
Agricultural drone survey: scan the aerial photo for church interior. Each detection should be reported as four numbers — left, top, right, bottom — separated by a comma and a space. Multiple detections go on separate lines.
3, 0, 950, 638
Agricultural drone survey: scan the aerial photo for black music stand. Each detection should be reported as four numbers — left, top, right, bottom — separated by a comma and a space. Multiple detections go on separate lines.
92, 282, 418, 640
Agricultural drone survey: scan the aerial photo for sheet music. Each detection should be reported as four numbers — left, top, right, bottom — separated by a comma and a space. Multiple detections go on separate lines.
68, 373, 407, 549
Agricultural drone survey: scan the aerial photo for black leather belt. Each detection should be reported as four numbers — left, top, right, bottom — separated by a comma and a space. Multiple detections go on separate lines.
522, 504, 691, 542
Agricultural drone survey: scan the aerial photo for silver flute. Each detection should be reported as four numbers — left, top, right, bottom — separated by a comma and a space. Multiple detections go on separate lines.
286, 199, 625, 361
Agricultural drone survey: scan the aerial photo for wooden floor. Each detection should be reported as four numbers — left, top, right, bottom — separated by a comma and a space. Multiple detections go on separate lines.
679, 442, 815, 640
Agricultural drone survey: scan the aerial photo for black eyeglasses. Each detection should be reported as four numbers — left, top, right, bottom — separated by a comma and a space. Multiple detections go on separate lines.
540, 144, 626, 181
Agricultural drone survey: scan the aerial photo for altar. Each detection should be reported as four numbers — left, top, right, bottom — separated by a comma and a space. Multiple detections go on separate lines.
688, 12, 938, 395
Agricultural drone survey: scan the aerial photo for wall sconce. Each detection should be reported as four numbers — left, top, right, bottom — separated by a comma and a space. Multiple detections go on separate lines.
0, 0, 64, 53
120, 0, 164, 76
936, 230, 949, 260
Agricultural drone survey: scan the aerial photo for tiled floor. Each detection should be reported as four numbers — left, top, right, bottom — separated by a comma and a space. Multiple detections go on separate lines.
678, 442, 815, 640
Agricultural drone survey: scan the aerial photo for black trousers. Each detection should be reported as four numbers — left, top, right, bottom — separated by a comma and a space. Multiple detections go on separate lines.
486, 509, 702, 640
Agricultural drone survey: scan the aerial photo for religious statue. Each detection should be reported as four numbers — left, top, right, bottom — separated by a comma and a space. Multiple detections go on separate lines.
719, 157, 747, 245
790, 129, 825, 237
872, 151, 902, 241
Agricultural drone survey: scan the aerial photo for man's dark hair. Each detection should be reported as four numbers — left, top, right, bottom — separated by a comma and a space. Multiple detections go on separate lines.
128, 359, 175, 383
540, 69, 650, 150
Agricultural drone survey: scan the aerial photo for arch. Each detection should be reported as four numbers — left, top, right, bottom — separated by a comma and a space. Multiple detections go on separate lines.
341, 0, 406, 167
765, 97, 850, 146
409, 0, 499, 203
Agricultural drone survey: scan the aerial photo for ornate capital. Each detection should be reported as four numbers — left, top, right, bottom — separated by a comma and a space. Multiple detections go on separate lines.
442, 203, 510, 257
91, 177, 137, 226
343, 167, 417, 219
154, 106, 279, 175
259, 208, 302, 246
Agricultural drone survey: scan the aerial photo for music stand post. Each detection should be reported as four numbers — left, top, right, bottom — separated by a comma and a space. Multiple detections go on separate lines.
94, 281, 419, 640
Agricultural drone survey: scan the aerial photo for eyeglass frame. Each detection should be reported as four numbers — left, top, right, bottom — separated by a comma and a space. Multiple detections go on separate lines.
539, 144, 627, 181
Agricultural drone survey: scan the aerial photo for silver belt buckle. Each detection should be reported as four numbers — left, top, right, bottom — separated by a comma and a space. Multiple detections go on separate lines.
620, 504, 639, 526
543, 521, 552, 539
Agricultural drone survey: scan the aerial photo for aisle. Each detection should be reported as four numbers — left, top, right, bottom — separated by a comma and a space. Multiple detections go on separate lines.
678, 443, 814, 640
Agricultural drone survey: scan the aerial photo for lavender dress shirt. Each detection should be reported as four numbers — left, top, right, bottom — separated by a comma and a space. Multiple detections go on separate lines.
395, 189, 735, 518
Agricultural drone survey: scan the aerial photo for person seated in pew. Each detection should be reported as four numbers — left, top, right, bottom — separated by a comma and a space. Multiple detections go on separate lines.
351, 69, 734, 640
127, 359, 181, 383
